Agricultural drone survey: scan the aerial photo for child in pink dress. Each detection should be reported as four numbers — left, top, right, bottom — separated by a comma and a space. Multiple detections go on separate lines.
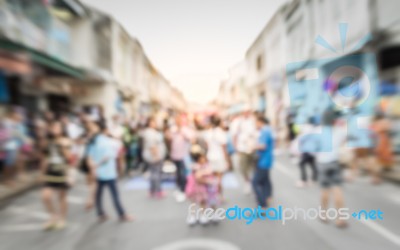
186, 147, 220, 225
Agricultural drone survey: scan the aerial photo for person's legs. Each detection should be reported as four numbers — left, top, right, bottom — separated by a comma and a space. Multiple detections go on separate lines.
351, 148, 370, 180
149, 162, 163, 195
238, 153, 250, 182
57, 188, 68, 227
154, 162, 163, 194
332, 186, 344, 209
15, 151, 26, 180
240, 153, 253, 194
41, 187, 57, 227
320, 188, 330, 222
252, 169, 267, 207
125, 144, 132, 174
244, 154, 254, 181
299, 153, 308, 182
332, 186, 347, 227
95, 180, 106, 217
349, 150, 360, 180
132, 157, 140, 170
108, 179, 126, 217
215, 172, 224, 202
366, 156, 381, 184
142, 160, 149, 173
3, 150, 17, 186
85, 173, 96, 210
117, 151, 126, 177
319, 164, 330, 222
264, 169, 272, 205
42, 187, 56, 217
149, 163, 156, 195
309, 154, 318, 182
320, 162, 346, 226
174, 160, 186, 192
252, 171, 261, 206
232, 153, 244, 186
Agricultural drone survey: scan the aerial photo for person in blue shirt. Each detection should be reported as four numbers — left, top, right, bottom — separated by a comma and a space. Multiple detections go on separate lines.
87, 122, 133, 222
252, 116, 274, 208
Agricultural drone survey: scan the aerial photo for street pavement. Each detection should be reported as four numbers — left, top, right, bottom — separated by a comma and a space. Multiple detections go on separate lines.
0, 155, 399, 250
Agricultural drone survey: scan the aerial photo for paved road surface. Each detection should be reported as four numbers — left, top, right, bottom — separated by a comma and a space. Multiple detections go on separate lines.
0, 156, 399, 250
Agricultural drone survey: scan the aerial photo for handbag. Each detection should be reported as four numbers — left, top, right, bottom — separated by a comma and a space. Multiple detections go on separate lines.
79, 133, 100, 173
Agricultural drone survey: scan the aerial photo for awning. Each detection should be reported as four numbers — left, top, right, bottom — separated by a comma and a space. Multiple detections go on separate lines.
0, 50, 32, 74
0, 38, 85, 79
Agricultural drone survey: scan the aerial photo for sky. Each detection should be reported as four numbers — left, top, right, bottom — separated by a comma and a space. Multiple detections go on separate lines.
82, 0, 286, 104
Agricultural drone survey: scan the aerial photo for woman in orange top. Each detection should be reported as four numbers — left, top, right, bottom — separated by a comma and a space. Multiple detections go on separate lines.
370, 112, 394, 171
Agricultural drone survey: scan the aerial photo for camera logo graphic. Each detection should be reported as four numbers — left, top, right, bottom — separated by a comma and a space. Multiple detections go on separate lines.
286, 23, 379, 152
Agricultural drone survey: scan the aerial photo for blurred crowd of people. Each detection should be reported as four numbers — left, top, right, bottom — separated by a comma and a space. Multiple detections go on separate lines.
0, 100, 397, 230
286, 104, 395, 227
0, 105, 273, 228
289, 105, 395, 186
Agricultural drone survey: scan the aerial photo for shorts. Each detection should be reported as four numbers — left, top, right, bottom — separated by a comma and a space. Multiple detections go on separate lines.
44, 164, 69, 190
319, 161, 342, 188
238, 152, 254, 175
3, 150, 18, 167
44, 182, 69, 190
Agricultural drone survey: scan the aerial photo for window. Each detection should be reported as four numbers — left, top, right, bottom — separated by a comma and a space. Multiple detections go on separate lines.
380, 46, 400, 70
7, 0, 51, 30
256, 54, 264, 72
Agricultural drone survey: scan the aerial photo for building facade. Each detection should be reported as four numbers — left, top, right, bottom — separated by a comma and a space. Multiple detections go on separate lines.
0, 0, 185, 121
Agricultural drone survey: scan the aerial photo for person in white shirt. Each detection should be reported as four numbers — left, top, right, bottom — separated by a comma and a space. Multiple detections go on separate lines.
142, 118, 167, 199
108, 114, 125, 176
60, 115, 83, 140
202, 115, 231, 202
108, 114, 124, 140
165, 116, 193, 202
203, 116, 229, 173
230, 109, 258, 194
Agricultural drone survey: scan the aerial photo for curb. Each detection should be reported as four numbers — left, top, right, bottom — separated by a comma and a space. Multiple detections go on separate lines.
0, 174, 39, 209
